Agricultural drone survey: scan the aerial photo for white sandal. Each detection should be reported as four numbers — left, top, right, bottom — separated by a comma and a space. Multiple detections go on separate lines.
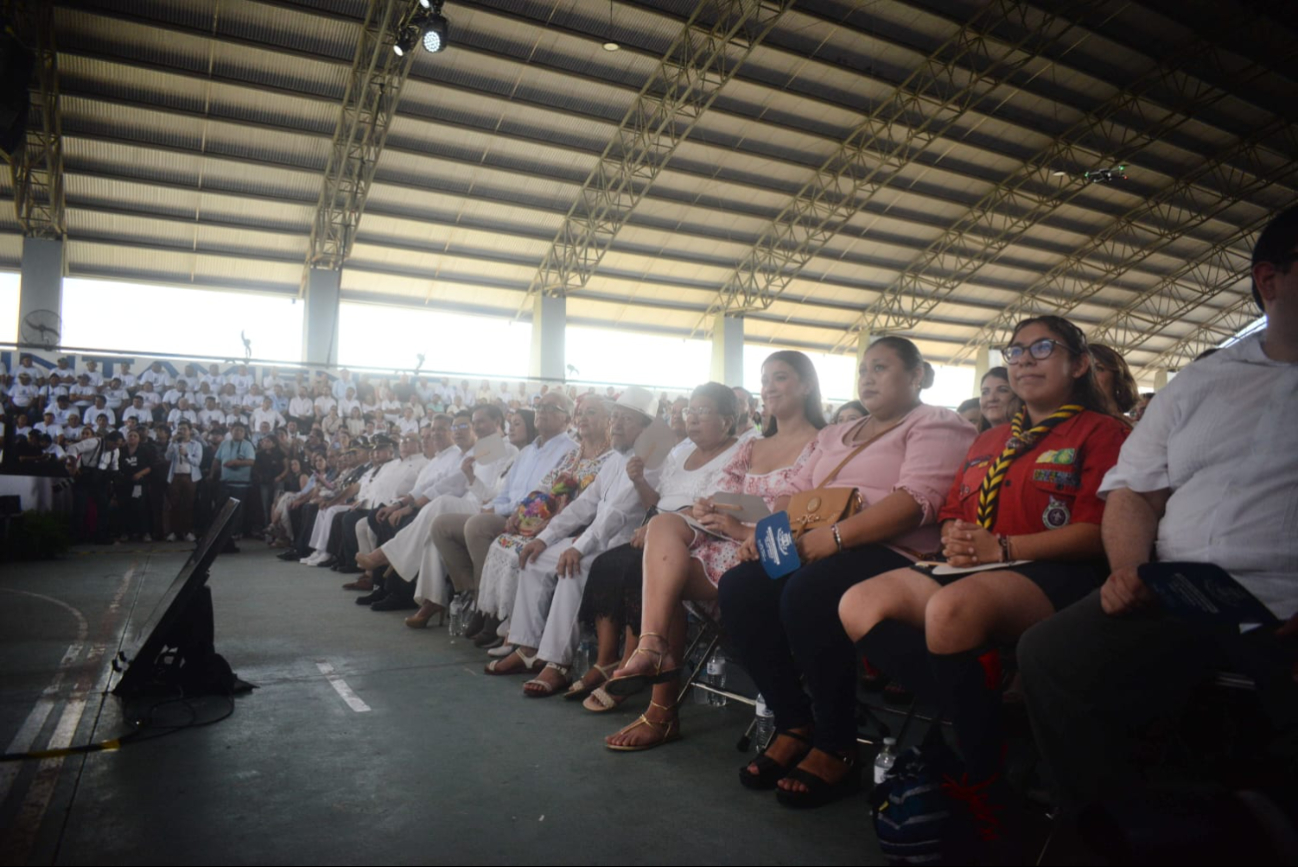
523, 662, 571, 698
563, 661, 617, 701
582, 686, 625, 713
484, 647, 541, 676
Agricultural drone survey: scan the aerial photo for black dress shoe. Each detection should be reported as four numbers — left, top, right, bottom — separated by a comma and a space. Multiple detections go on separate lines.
371, 594, 418, 612
277, 550, 299, 561
356, 589, 388, 606
336, 563, 362, 574
315, 556, 337, 568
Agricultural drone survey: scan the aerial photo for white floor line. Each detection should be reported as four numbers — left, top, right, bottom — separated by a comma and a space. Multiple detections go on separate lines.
1, 565, 137, 863
316, 661, 372, 713
0, 590, 92, 807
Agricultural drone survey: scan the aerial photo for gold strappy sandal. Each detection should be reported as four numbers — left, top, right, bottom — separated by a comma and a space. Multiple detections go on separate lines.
604, 700, 681, 752
602, 633, 681, 698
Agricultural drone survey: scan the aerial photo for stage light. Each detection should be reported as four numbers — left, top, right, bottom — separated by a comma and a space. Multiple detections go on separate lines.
394, 22, 420, 56
423, 12, 448, 53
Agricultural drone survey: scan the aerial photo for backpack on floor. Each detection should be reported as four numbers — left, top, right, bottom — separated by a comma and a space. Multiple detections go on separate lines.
870, 732, 963, 865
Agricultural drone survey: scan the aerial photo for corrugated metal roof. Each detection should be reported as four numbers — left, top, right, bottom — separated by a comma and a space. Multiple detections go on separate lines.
33, 0, 1293, 376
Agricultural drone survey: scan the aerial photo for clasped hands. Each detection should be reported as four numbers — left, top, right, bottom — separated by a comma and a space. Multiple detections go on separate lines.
940, 519, 1002, 568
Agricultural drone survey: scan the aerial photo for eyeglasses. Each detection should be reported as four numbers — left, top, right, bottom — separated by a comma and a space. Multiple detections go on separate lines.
1002, 338, 1067, 365
683, 408, 721, 420
450, 423, 471, 431
576, 408, 605, 419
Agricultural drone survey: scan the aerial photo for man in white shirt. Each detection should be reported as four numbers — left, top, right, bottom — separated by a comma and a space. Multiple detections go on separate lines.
139, 361, 172, 391
122, 395, 153, 427
139, 382, 162, 413
1020, 206, 1298, 826
332, 369, 355, 402
84, 395, 116, 429
201, 363, 225, 391
228, 364, 254, 396
251, 397, 285, 432
15, 355, 40, 381
70, 375, 98, 411
116, 362, 137, 390
103, 378, 130, 411
162, 379, 192, 408
497, 387, 662, 686
288, 387, 315, 428
66, 431, 122, 544
198, 396, 225, 431
5, 371, 39, 416
313, 387, 337, 418
34, 411, 62, 440
48, 394, 74, 426
338, 387, 361, 418
167, 398, 199, 428
82, 360, 104, 389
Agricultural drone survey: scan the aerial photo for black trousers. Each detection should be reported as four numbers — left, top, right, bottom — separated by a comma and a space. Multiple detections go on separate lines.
368, 508, 415, 547
718, 544, 910, 752
293, 503, 322, 557
1018, 590, 1298, 816
334, 508, 371, 568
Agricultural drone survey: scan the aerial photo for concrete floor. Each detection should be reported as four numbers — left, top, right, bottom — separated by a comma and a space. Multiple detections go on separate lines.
1, 544, 887, 865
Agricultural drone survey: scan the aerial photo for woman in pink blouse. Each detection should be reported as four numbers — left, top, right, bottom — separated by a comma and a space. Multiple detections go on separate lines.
601, 352, 827, 751
718, 337, 974, 808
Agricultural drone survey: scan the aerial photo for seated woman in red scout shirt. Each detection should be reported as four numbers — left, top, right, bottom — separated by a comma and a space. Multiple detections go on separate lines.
837, 315, 1129, 846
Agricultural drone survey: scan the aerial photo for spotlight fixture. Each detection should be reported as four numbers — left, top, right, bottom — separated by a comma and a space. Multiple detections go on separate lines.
393, 22, 420, 56
1084, 164, 1129, 184
392, 0, 449, 57
602, 0, 618, 51
422, 11, 448, 53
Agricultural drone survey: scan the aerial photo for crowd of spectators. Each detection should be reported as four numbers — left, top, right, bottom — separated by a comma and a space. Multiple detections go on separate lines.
2, 206, 1294, 861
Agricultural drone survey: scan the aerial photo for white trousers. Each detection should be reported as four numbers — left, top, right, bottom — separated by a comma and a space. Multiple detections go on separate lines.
506, 539, 589, 666
309, 504, 351, 551
380, 493, 479, 607
356, 519, 377, 556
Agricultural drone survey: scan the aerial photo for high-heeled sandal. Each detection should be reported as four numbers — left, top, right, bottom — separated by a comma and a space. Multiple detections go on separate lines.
774, 749, 862, 809
739, 729, 813, 790
602, 633, 681, 698
604, 700, 681, 752
563, 661, 617, 701
484, 647, 541, 676
404, 602, 443, 629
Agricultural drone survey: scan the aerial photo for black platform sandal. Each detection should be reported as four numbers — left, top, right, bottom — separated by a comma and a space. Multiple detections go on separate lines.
774, 749, 862, 809
739, 730, 813, 790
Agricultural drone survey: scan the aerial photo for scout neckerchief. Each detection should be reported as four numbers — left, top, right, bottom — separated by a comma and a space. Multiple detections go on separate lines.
975, 404, 1083, 529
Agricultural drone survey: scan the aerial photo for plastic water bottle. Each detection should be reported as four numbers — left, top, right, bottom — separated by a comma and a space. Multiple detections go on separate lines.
573, 632, 595, 675
753, 694, 775, 751
705, 653, 728, 707
456, 597, 475, 637
448, 595, 465, 637
873, 737, 897, 786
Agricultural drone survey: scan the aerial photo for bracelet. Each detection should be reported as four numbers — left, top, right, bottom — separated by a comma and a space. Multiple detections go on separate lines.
831, 523, 844, 553
997, 533, 1012, 563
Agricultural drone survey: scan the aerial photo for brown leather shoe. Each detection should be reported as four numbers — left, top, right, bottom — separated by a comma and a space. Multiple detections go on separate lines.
342, 575, 373, 591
